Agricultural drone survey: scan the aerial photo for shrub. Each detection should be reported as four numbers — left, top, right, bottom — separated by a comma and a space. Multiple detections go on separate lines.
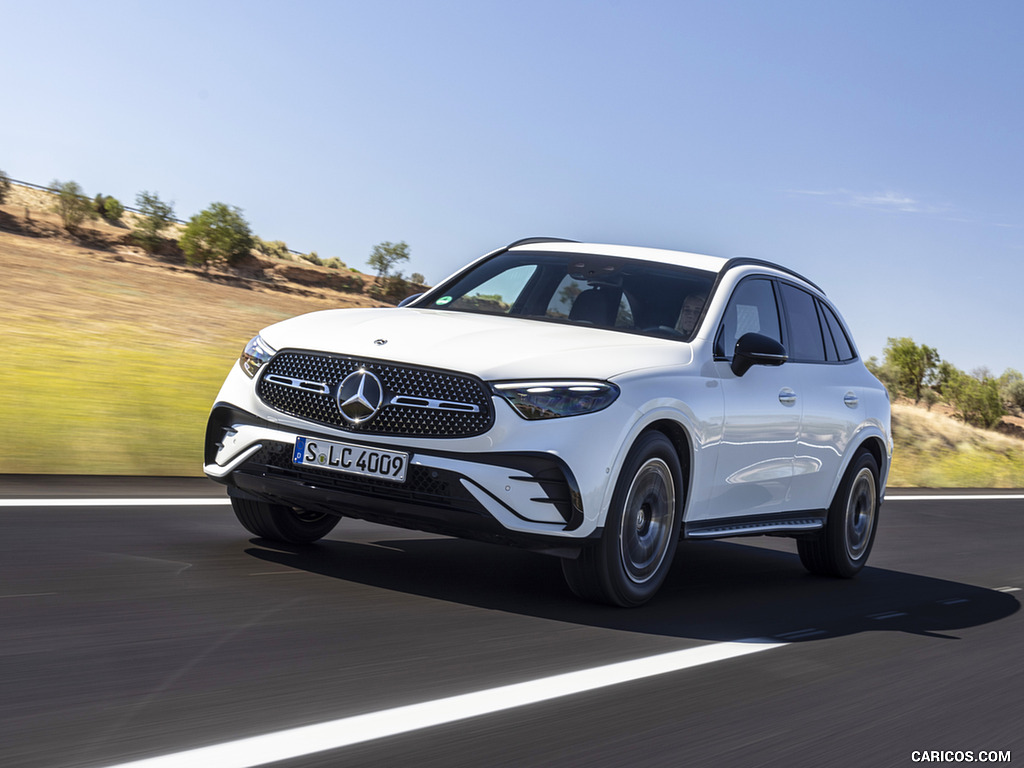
102, 196, 124, 222
299, 251, 324, 266
254, 238, 291, 260
0, 169, 11, 203
179, 202, 254, 268
324, 257, 346, 270
51, 179, 96, 232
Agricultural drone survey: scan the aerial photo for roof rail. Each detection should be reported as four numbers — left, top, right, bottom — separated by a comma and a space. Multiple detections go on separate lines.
505, 237, 580, 248
723, 258, 825, 294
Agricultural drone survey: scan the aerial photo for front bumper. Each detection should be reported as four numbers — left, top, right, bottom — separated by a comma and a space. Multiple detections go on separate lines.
205, 405, 593, 554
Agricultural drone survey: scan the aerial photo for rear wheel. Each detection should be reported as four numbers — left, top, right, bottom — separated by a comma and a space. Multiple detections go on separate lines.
798, 451, 880, 577
562, 431, 683, 606
231, 497, 340, 544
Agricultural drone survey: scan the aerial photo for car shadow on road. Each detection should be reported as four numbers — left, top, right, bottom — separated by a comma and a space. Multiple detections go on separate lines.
244, 533, 1020, 643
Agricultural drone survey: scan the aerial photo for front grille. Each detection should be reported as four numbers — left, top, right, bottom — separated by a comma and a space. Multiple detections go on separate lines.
257, 351, 494, 438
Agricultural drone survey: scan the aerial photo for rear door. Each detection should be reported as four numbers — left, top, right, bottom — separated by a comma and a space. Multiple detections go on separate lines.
776, 282, 861, 509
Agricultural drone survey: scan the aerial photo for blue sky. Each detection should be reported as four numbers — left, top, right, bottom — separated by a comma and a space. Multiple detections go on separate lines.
2, 0, 1021, 374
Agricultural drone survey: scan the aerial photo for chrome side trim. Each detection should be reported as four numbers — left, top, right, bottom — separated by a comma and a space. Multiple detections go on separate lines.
391, 395, 481, 413
263, 374, 331, 394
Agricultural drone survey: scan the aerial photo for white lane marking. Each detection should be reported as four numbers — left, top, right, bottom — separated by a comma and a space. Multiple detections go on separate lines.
885, 494, 1024, 501
101, 639, 786, 768
0, 498, 230, 508
995, 586, 1021, 593
0, 592, 58, 599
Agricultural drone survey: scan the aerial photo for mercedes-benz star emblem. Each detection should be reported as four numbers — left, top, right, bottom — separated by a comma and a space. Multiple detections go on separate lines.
337, 369, 384, 424
374, 338, 388, 346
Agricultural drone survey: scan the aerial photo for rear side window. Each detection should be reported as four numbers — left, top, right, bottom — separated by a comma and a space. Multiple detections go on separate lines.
820, 301, 856, 361
779, 283, 826, 362
715, 278, 782, 357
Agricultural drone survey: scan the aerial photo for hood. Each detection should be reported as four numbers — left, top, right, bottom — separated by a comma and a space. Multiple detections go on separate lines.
259, 307, 692, 380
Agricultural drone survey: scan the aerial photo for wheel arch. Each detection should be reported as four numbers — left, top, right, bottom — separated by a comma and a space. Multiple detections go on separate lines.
831, 432, 889, 509
640, 419, 693, 492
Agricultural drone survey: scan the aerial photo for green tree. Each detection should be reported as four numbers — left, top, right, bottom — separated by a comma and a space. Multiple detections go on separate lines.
0, 169, 13, 203
367, 240, 410, 278
882, 337, 941, 403
998, 368, 1024, 414
132, 191, 176, 253
179, 202, 254, 268
51, 179, 96, 232
942, 366, 1005, 429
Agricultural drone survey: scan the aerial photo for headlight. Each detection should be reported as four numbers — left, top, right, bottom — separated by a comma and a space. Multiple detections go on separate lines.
239, 334, 276, 378
491, 381, 620, 420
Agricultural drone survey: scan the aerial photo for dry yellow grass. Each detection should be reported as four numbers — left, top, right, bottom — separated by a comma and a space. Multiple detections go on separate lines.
889, 403, 1024, 487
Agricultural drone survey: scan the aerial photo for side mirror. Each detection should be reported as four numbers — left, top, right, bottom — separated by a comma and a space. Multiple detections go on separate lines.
397, 293, 424, 308
731, 333, 787, 377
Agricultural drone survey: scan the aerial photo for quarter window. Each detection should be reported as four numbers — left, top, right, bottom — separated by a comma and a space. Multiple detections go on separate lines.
820, 301, 856, 361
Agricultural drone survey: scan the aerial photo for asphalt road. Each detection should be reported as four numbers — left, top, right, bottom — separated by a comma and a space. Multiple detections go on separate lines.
1, 477, 1021, 768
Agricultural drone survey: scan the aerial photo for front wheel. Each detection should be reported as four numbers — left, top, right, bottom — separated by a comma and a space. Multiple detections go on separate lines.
798, 451, 880, 578
231, 497, 340, 544
562, 431, 683, 606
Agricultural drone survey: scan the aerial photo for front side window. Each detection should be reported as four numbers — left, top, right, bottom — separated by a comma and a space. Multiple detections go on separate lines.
715, 278, 782, 357
424, 251, 715, 341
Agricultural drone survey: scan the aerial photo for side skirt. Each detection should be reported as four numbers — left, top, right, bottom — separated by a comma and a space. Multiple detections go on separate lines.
685, 510, 827, 540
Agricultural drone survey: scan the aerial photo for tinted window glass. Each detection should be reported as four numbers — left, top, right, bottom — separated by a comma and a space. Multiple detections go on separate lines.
818, 302, 840, 362
448, 264, 537, 314
821, 302, 855, 361
716, 278, 781, 357
780, 283, 826, 362
430, 250, 715, 341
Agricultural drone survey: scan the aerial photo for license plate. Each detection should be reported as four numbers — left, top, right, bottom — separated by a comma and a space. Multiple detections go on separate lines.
293, 437, 408, 483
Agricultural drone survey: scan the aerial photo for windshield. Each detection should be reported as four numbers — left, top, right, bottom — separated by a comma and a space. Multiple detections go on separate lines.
420, 251, 717, 341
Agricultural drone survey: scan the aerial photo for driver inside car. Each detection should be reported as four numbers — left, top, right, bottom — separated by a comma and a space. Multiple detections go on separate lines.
675, 293, 706, 337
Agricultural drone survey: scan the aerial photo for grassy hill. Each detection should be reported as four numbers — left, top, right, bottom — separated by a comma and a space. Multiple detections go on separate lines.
2, 184, 1022, 485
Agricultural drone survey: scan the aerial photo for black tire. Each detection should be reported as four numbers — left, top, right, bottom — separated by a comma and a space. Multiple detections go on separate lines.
798, 451, 880, 578
562, 431, 683, 606
231, 497, 340, 544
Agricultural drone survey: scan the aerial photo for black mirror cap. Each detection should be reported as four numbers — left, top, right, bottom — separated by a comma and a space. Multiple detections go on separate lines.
731, 333, 788, 376
397, 293, 424, 308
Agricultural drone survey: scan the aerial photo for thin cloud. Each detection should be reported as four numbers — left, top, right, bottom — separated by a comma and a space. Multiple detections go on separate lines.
789, 188, 949, 215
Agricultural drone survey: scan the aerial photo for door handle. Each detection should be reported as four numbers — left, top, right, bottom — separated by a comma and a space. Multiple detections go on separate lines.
844, 392, 859, 408
779, 388, 797, 406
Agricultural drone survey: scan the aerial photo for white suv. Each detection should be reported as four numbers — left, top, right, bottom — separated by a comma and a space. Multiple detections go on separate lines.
205, 238, 891, 606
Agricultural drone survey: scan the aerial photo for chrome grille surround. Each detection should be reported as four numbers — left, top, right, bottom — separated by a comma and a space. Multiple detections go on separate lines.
256, 351, 494, 438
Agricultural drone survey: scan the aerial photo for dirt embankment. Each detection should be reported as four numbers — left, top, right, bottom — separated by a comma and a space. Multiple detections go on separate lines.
0, 182, 398, 315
